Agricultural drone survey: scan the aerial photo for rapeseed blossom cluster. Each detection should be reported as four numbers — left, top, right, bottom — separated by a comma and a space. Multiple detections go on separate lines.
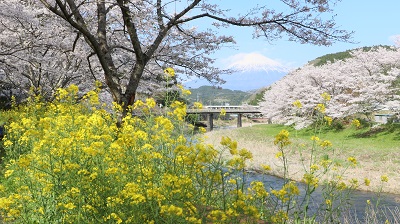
315, 103, 326, 113
273, 93, 373, 222
352, 119, 361, 128
220, 108, 227, 116
292, 100, 302, 108
320, 92, 331, 102
193, 102, 203, 109
273, 129, 291, 147
0, 85, 278, 223
164, 67, 175, 77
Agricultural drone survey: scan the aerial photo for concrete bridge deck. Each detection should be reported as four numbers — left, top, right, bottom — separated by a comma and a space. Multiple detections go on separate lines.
186, 108, 261, 131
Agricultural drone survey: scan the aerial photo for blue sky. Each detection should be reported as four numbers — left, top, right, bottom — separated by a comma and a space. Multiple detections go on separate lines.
183, 1, 400, 91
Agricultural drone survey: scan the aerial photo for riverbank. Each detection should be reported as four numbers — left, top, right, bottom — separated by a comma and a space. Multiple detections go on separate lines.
203, 123, 400, 198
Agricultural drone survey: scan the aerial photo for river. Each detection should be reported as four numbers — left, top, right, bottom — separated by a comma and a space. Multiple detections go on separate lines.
244, 170, 400, 223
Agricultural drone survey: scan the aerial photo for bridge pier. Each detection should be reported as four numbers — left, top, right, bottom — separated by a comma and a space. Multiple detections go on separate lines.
237, 113, 242, 128
186, 108, 261, 132
207, 113, 214, 131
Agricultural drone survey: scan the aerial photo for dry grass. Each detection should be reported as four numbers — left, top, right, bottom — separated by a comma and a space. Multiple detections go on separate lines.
342, 206, 400, 224
203, 125, 400, 196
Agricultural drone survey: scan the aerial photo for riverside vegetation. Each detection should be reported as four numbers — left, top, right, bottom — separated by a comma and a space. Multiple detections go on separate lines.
0, 84, 397, 223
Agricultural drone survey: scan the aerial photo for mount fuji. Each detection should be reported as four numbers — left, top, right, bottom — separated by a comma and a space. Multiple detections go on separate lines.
184, 52, 291, 91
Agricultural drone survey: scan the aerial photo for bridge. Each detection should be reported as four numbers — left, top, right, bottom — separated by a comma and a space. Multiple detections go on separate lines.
186, 105, 261, 131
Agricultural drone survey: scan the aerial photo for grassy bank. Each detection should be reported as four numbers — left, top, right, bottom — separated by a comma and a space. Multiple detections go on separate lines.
204, 123, 400, 195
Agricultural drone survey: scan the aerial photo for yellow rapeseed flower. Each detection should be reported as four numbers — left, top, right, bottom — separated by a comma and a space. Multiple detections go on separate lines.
185, 216, 201, 223
67, 84, 79, 95
4, 170, 14, 178
160, 204, 183, 216
182, 88, 191, 96
64, 202, 76, 210
338, 182, 347, 190
324, 116, 333, 126
69, 187, 80, 197
262, 164, 272, 171
226, 156, 245, 170
274, 129, 291, 146
164, 67, 175, 77
320, 159, 332, 169
320, 140, 332, 148
271, 210, 289, 223
3, 140, 13, 147
199, 127, 206, 133
321, 92, 331, 101
17, 155, 31, 168
275, 151, 283, 158
310, 164, 319, 171
381, 175, 389, 182
352, 119, 361, 128
133, 100, 145, 109
292, 100, 302, 108
347, 157, 357, 166
238, 148, 253, 160
207, 210, 227, 221
193, 102, 203, 109
250, 181, 269, 197
325, 199, 332, 206
105, 167, 119, 175
311, 136, 320, 141
315, 103, 326, 113
108, 213, 123, 224
350, 178, 359, 186
303, 173, 319, 188
220, 108, 226, 116
170, 101, 187, 120
84, 90, 100, 105
146, 98, 156, 109
228, 179, 237, 185
364, 178, 371, 186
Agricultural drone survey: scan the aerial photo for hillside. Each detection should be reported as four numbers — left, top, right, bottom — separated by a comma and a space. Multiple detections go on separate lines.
186, 86, 251, 106
309, 45, 394, 66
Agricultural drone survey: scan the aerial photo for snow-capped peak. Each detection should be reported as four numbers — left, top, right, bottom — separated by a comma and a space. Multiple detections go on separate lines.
224, 52, 290, 73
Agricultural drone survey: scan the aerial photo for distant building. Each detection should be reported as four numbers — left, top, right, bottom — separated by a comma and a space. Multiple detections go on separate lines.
374, 114, 394, 124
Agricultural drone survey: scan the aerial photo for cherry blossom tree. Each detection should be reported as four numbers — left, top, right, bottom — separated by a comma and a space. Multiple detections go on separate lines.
0, 0, 101, 104
19, 0, 350, 114
260, 46, 400, 128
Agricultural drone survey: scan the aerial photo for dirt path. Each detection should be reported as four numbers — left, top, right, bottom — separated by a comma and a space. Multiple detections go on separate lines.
203, 126, 400, 199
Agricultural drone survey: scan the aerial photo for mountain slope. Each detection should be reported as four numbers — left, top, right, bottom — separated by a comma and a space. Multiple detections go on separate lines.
186, 86, 251, 106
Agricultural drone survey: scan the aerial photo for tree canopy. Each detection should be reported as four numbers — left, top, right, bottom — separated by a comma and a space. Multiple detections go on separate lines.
1, 0, 352, 112
260, 46, 400, 128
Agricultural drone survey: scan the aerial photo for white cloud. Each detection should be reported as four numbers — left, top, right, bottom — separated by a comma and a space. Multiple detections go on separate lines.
222, 52, 290, 73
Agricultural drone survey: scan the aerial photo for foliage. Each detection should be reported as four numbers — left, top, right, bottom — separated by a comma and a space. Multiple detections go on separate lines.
223, 94, 396, 222
186, 86, 251, 106
0, 85, 396, 223
0, 0, 96, 102
269, 94, 362, 223
247, 88, 269, 106
0, 85, 271, 223
1, 0, 352, 111
311, 50, 353, 66
311, 45, 393, 66
260, 46, 400, 128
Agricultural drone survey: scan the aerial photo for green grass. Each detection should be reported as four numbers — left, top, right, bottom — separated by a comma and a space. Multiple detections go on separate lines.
237, 124, 400, 149
233, 123, 400, 163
